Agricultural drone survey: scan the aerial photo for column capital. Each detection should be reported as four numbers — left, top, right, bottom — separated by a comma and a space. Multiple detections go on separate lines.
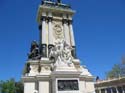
48, 17, 53, 22
62, 19, 68, 24
68, 20, 73, 25
40, 16, 47, 21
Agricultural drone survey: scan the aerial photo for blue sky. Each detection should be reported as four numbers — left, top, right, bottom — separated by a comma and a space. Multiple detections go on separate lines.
0, 0, 125, 81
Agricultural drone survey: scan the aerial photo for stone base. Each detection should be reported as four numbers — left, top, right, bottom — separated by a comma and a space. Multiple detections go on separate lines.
22, 59, 95, 93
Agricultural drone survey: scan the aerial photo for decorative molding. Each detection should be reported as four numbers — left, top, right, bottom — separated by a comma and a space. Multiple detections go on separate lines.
48, 17, 53, 22
41, 65, 51, 71
31, 65, 39, 73
68, 20, 73, 25
62, 19, 68, 24
53, 24, 63, 39
40, 16, 47, 21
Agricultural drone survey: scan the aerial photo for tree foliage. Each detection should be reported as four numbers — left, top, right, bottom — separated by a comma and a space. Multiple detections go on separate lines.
0, 78, 23, 93
15, 81, 24, 93
106, 64, 125, 79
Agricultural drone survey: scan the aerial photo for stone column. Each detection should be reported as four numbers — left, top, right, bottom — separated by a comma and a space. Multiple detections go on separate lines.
98, 89, 101, 93
40, 16, 47, 57
95, 89, 99, 93
122, 86, 125, 93
62, 18, 71, 46
48, 17, 53, 44
68, 20, 77, 58
39, 81, 49, 93
68, 20, 75, 46
48, 15, 54, 56
111, 88, 113, 93
116, 87, 118, 93
122, 86, 124, 93
105, 88, 107, 93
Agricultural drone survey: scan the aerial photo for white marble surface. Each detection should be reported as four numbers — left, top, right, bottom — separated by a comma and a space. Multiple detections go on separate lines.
39, 81, 50, 93
24, 82, 35, 93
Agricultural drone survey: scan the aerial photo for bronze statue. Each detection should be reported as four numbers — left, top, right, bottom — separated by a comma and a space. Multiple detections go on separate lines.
28, 41, 40, 60
26, 63, 31, 73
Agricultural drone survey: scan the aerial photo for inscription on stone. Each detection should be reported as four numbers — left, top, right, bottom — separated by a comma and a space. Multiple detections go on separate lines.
58, 80, 79, 91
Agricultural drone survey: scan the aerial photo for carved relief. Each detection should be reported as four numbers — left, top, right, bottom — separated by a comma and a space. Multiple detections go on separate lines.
44, 66, 51, 71
41, 65, 51, 71
58, 80, 79, 91
49, 38, 74, 67
31, 65, 39, 73
53, 21, 64, 39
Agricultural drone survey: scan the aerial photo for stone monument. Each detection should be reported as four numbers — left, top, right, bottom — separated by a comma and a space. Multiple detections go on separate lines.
22, 0, 95, 93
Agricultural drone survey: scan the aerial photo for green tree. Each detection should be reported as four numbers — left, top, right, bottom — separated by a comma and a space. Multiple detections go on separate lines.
0, 79, 23, 93
0, 78, 16, 93
106, 64, 122, 79
15, 81, 23, 93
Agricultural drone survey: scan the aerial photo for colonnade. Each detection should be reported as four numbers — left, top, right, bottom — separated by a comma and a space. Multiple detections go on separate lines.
96, 85, 125, 93
39, 12, 76, 58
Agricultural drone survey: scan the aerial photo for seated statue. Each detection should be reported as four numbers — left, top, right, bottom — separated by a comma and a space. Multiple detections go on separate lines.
28, 41, 40, 60
49, 38, 74, 67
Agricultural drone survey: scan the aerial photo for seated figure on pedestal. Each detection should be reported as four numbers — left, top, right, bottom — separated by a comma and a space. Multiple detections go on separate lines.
49, 38, 74, 67
28, 40, 40, 60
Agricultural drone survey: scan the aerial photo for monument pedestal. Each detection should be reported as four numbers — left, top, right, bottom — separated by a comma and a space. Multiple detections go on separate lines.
22, 59, 95, 93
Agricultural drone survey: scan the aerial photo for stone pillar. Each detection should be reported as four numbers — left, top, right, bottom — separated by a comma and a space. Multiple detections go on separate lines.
115, 87, 118, 93
122, 86, 124, 93
101, 89, 105, 93
95, 89, 100, 93
63, 19, 71, 45
68, 20, 75, 46
40, 16, 47, 57
98, 89, 101, 93
111, 88, 113, 93
68, 20, 77, 58
39, 81, 49, 93
118, 86, 123, 93
48, 12, 54, 55
62, 14, 71, 46
122, 86, 125, 93
24, 82, 35, 93
105, 88, 107, 93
